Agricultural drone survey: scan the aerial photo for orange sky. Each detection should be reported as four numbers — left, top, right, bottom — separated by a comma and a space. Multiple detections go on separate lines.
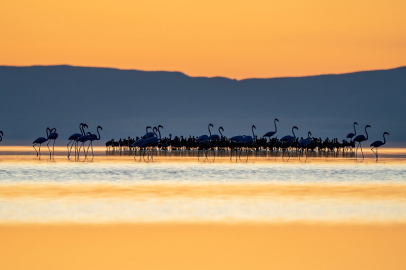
1, 0, 405, 79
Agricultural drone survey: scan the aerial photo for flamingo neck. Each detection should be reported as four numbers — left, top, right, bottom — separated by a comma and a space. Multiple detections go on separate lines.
208, 125, 212, 136
274, 120, 277, 133
97, 128, 101, 140
383, 133, 387, 144
292, 128, 296, 139
252, 127, 255, 141
365, 127, 369, 140
354, 123, 357, 135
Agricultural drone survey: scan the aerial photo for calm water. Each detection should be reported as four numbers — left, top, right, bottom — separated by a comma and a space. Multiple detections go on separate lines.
1, 158, 406, 224
1, 161, 406, 185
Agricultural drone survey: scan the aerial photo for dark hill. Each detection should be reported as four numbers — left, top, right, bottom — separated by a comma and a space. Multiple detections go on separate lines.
0, 65, 405, 146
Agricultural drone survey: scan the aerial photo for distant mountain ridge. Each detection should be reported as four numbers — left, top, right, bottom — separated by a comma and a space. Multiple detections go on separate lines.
0, 65, 405, 146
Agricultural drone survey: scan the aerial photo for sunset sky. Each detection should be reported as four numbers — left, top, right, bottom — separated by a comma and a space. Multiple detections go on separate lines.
1, 0, 405, 79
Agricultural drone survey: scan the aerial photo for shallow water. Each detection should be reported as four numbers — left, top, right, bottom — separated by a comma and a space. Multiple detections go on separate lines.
0, 148, 405, 224
1, 161, 406, 185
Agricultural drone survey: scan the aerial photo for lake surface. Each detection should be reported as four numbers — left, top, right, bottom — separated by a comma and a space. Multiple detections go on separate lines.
0, 147, 405, 224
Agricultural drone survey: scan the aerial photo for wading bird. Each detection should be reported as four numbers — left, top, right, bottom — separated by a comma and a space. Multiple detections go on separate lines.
67, 123, 85, 158
353, 125, 371, 159
77, 128, 91, 158
132, 128, 149, 160
346, 122, 358, 141
47, 128, 58, 158
87, 126, 103, 157
298, 131, 312, 160
33, 127, 51, 157
370, 132, 389, 160
197, 123, 213, 143
141, 126, 154, 139
263, 118, 279, 140
280, 126, 298, 159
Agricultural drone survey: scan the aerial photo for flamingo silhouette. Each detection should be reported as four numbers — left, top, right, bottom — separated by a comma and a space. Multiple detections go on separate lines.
280, 126, 298, 159
146, 126, 162, 160
197, 123, 213, 143
298, 131, 312, 160
33, 127, 51, 157
243, 125, 256, 144
87, 126, 103, 157
67, 123, 85, 158
263, 118, 279, 140
132, 127, 150, 160
47, 128, 58, 158
346, 122, 358, 141
77, 127, 91, 158
141, 126, 154, 139
370, 132, 389, 160
0, 131, 3, 142
208, 126, 224, 160
353, 125, 371, 159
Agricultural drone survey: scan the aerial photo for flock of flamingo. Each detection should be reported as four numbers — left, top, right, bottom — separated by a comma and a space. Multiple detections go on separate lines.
106, 120, 388, 160
0, 120, 390, 160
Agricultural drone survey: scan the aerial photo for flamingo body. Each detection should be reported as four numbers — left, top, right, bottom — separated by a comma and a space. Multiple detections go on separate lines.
33, 137, 48, 144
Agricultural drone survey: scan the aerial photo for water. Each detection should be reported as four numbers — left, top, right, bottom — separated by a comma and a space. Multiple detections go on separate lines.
1, 162, 405, 185
0, 155, 406, 224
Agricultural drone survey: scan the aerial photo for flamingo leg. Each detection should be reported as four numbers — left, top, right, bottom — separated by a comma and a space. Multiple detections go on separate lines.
69, 141, 76, 158
371, 147, 377, 160
86, 142, 91, 157
67, 140, 72, 157
52, 139, 55, 158
47, 140, 52, 158
360, 143, 364, 159
33, 144, 39, 156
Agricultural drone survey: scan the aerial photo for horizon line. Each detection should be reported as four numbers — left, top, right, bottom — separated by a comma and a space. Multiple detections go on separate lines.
1, 64, 405, 81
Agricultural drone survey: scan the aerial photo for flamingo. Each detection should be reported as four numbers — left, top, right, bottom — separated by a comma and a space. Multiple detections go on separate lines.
146, 126, 162, 160
370, 132, 389, 160
242, 125, 256, 144
141, 126, 154, 139
346, 122, 358, 141
47, 128, 58, 158
33, 127, 51, 157
67, 123, 85, 158
196, 123, 213, 160
237, 125, 256, 161
353, 125, 371, 159
298, 131, 312, 160
77, 127, 92, 158
263, 118, 279, 140
132, 128, 150, 160
280, 126, 298, 159
280, 126, 298, 143
87, 126, 103, 157
0, 131, 3, 142
208, 126, 224, 160
209, 126, 222, 141
197, 123, 213, 143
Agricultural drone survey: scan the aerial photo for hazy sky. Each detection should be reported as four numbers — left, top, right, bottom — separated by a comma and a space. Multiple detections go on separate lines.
1, 0, 405, 79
